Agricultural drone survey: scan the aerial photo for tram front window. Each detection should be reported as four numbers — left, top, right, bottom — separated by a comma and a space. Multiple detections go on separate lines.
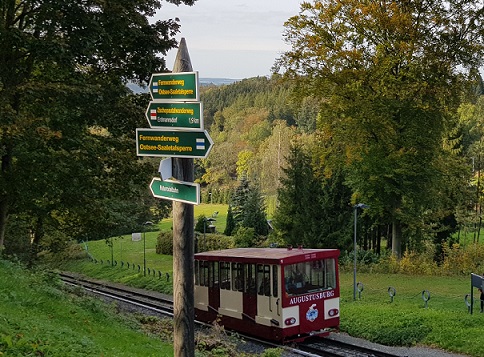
284, 259, 336, 296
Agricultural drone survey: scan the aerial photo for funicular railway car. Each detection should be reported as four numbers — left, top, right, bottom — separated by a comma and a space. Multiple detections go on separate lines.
194, 247, 340, 343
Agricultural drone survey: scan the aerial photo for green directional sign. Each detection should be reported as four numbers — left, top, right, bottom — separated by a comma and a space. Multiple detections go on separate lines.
150, 72, 199, 101
146, 101, 203, 129
136, 128, 214, 158
150, 178, 200, 205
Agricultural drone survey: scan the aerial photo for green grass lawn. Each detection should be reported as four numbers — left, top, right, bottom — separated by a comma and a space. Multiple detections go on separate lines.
0, 260, 173, 356
340, 272, 482, 357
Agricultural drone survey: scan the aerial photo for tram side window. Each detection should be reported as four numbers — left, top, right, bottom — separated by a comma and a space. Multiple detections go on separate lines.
245, 264, 256, 294
325, 259, 336, 289
272, 265, 278, 298
231, 263, 243, 292
257, 264, 271, 296
196, 260, 210, 287
209, 261, 218, 288
220, 261, 231, 290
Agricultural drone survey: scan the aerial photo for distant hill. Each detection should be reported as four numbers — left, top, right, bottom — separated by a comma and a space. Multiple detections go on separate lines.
126, 78, 240, 93
199, 78, 240, 86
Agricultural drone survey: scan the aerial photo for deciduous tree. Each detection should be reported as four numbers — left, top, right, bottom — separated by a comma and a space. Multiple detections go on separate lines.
0, 0, 196, 251
275, 0, 484, 257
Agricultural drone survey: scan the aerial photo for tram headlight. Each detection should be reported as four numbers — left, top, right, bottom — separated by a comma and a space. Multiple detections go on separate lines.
284, 317, 296, 326
328, 308, 339, 317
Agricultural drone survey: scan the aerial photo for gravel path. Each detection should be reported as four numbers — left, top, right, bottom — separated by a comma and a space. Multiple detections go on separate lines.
328, 332, 470, 357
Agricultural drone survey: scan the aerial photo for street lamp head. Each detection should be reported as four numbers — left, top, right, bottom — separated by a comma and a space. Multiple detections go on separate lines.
354, 203, 369, 209
143, 221, 153, 226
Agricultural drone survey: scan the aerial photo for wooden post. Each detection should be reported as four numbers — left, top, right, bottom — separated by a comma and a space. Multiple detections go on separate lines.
171, 38, 195, 357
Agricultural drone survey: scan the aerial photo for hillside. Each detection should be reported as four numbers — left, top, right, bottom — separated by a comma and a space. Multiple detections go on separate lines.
0, 260, 173, 356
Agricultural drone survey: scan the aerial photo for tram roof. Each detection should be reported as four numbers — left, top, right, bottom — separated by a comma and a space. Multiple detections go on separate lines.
194, 247, 339, 265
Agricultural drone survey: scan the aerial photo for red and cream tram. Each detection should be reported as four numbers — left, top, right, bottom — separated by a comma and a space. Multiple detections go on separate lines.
194, 247, 340, 343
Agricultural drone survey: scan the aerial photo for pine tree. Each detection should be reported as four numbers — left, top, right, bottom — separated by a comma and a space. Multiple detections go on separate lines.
242, 184, 268, 237
231, 175, 250, 226
229, 175, 269, 243
273, 142, 319, 247
224, 206, 236, 236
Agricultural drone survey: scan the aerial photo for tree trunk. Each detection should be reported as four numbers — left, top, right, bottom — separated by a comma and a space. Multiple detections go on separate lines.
0, 197, 8, 249
171, 38, 195, 357
29, 216, 44, 268
392, 219, 402, 258
0, 146, 13, 249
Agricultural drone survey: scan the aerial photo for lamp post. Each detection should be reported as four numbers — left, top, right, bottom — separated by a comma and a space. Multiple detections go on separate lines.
353, 203, 369, 300
110, 237, 114, 267
203, 217, 216, 252
143, 221, 153, 276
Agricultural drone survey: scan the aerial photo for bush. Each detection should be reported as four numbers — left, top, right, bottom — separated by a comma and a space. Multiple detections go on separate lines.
441, 242, 484, 275
196, 233, 233, 252
194, 214, 207, 233
156, 231, 173, 255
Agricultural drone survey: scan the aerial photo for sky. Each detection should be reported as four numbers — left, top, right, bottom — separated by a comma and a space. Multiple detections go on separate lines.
154, 0, 302, 79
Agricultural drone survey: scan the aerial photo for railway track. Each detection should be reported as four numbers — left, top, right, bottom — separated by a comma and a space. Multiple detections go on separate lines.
58, 272, 402, 357
300, 338, 403, 356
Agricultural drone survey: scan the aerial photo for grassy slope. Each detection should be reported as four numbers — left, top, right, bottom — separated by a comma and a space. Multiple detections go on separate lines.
0, 260, 173, 357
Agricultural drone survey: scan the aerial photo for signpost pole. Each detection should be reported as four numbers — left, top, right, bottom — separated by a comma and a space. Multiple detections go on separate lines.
171, 38, 195, 357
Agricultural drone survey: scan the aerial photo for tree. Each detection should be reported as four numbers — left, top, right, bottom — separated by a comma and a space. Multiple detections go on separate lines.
241, 183, 268, 237
0, 0, 196, 251
224, 205, 236, 236
272, 140, 324, 248
275, 0, 484, 257
229, 176, 268, 241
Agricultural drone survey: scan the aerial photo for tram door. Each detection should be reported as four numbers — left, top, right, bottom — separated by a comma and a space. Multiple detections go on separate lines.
243, 263, 257, 318
208, 261, 220, 310
256, 264, 279, 321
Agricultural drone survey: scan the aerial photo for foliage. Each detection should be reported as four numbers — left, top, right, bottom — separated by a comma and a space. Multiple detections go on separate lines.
156, 231, 174, 255
275, 0, 484, 258
0, 0, 185, 256
197, 233, 234, 252
195, 214, 208, 233
229, 177, 268, 241
440, 242, 484, 275
224, 206, 236, 236
261, 348, 284, 357
195, 320, 238, 357
137, 315, 174, 343
233, 227, 256, 248
273, 139, 352, 249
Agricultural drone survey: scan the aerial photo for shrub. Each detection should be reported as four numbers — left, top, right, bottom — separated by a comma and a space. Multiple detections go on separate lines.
156, 231, 173, 255
195, 320, 238, 357
197, 233, 233, 252
441, 242, 484, 275
233, 227, 256, 247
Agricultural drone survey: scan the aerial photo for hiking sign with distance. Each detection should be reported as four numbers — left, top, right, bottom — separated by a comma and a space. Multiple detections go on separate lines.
146, 101, 203, 129
136, 128, 214, 158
